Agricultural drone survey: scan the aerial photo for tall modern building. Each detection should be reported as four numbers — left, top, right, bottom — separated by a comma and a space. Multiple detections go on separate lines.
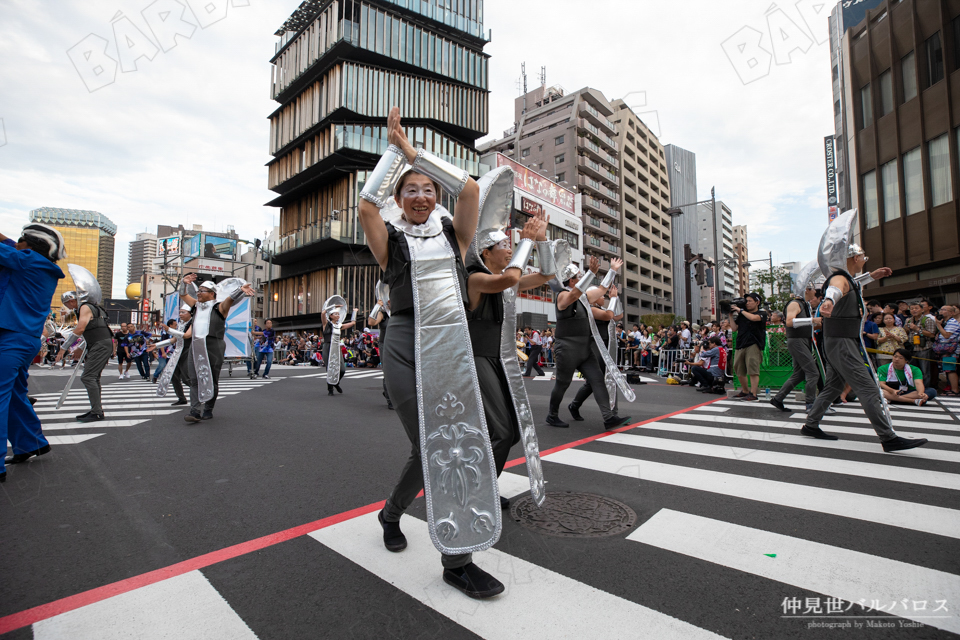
696, 199, 736, 310
479, 86, 622, 279
664, 144, 701, 321
266, 0, 490, 329
28, 207, 116, 313
127, 232, 158, 285
832, 0, 960, 303
610, 99, 673, 324
732, 224, 749, 296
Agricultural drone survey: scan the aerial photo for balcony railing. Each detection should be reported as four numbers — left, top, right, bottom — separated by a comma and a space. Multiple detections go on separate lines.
580, 103, 617, 135
577, 118, 618, 151
577, 136, 618, 166
581, 195, 619, 220
272, 207, 366, 256
578, 155, 617, 183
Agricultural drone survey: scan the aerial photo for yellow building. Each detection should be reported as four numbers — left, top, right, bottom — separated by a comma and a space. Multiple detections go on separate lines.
28, 208, 117, 317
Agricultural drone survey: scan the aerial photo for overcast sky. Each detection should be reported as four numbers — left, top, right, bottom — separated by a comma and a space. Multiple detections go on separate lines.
0, 0, 836, 297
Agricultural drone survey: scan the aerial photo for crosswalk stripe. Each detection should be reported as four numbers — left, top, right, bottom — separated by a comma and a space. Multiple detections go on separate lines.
36, 410, 181, 419
717, 399, 947, 415
42, 420, 150, 431
309, 511, 726, 640
45, 434, 104, 445
669, 413, 960, 441
499, 470, 536, 499
642, 420, 960, 463
32, 570, 258, 640
790, 413, 960, 431
33, 394, 240, 408
344, 371, 383, 379
544, 449, 960, 539
627, 509, 960, 635
602, 433, 960, 491
691, 406, 728, 413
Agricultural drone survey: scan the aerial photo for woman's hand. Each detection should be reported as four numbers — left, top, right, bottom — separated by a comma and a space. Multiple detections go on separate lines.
519, 216, 539, 240
387, 107, 417, 163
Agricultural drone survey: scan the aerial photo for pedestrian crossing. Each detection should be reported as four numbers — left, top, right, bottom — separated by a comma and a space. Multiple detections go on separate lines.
10, 395, 960, 638
296, 369, 385, 379
16, 378, 282, 449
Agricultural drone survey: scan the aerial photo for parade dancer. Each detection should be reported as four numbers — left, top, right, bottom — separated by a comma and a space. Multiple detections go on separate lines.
546, 256, 632, 429
802, 210, 928, 452
567, 285, 625, 421
168, 305, 193, 405
367, 282, 392, 409
466, 196, 553, 511
57, 266, 112, 422
321, 300, 357, 396
179, 275, 254, 422
358, 107, 504, 599
1, 224, 66, 482
770, 261, 830, 414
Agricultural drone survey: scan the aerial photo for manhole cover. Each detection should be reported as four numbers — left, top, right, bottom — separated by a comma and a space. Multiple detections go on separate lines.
510, 491, 637, 538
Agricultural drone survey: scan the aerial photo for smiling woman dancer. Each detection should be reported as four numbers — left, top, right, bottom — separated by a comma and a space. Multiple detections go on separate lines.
320, 301, 357, 396
358, 107, 507, 600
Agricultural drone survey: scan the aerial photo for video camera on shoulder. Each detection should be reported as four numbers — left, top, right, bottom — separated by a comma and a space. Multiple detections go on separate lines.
719, 297, 746, 313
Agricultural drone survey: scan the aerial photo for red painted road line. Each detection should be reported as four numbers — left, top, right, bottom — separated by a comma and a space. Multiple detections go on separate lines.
0, 396, 720, 634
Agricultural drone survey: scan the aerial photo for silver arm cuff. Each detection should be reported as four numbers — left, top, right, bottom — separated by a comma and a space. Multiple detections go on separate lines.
180, 281, 198, 297
411, 148, 469, 196
824, 285, 843, 305
600, 269, 617, 288
369, 304, 383, 321
854, 272, 875, 286
350, 309, 357, 322
226, 287, 248, 303
792, 317, 814, 329
536, 241, 556, 275
61, 330, 80, 352
167, 327, 185, 338
359, 145, 407, 208
505, 239, 534, 272
575, 270, 597, 293
605, 296, 618, 312
153, 338, 175, 348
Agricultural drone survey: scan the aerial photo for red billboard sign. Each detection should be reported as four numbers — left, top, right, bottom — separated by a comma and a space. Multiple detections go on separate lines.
521, 197, 544, 217
496, 154, 576, 214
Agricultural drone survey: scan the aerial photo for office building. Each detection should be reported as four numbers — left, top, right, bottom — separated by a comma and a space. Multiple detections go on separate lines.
127, 232, 158, 285
732, 224, 749, 296
265, 0, 490, 329
695, 199, 736, 319
28, 207, 116, 313
834, 0, 960, 303
610, 99, 673, 325
664, 144, 702, 321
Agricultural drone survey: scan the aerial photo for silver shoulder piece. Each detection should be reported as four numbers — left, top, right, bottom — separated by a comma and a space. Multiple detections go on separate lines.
818, 209, 858, 276
600, 269, 617, 289
576, 270, 596, 292
824, 285, 844, 305
215, 278, 249, 303
471, 166, 515, 265
854, 271, 875, 286
536, 241, 556, 275
412, 148, 469, 196
505, 238, 534, 272
360, 145, 408, 208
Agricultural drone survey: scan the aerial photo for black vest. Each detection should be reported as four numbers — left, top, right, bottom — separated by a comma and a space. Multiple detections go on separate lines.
784, 297, 812, 339
822, 270, 862, 339
384, 217, 466, 316
81, 302, 113, 344
466, 264, 503, 358
555, 291, 590, 339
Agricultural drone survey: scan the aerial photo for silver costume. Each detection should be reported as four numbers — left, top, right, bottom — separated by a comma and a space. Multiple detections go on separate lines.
155, 306, 190, 398
323, 295, 348, 386
55, 265, 103, 410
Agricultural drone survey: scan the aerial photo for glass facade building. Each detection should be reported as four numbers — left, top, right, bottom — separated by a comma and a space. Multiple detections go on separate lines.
266, 0, 490, 330
28, 207, 117, 314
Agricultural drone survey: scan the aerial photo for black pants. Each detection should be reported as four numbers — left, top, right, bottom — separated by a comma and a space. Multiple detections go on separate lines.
571, 343, 618, 412
524, 344, 544, 376
549, 336, 615, 422
690, 365, 719, 389
171, 354, 189, 402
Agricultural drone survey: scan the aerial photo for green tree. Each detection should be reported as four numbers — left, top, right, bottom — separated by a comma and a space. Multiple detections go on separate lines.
753, 266, 795, 314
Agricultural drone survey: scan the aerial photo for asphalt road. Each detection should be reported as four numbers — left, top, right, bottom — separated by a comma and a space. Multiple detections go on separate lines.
2, 363, 958, 639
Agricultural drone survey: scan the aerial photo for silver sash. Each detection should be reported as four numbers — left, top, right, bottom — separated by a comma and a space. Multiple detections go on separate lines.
499, 284, 545, 507
580, 294, 635, 409
156, 324, 187, 398
192, 301, 216, 403
55, 345, 88, 410
407, 226, 501, 555
326, 325, 341, 384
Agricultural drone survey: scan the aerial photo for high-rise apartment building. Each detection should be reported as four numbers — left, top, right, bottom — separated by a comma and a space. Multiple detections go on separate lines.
696, 199, 736, 302
265, 0, 490, 328
479, 86, 622, 279
29, 207, 116, 312
127, 232, 158, 285
610, 99, 673, 324
664, 144, 702, 321
833, 0, 960, 303
732, 224, 749, 296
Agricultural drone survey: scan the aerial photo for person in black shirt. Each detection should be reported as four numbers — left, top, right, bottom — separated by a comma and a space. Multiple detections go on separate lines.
730, 292, 768, 401
115, 322, 132, 379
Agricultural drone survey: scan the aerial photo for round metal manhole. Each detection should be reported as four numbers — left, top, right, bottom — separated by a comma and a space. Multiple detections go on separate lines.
510, 491, 637, 538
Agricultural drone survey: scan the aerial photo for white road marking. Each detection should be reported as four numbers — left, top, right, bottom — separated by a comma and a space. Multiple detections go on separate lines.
790, 413, 960, 431
627, 509, 960, 635
40, 420, 151, 431
45, 434, 105, 445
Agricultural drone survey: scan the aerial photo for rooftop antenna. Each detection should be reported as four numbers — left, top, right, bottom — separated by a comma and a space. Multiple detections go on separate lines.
521, 62, 528, 115
540, 66, 546, 89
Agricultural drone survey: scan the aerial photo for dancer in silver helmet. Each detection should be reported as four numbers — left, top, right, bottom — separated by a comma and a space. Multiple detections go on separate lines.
321, 300, 357, 396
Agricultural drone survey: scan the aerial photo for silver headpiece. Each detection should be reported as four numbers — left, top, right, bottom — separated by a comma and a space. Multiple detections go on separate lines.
792, 260, 822, 297
470, 166, 515, 271
180, 303, 192, 312
21, 223, 67, 261
817, 209, 858, 276
199, 280, 218, 292
213, 278, 248, 303
323, 295, 347, 321
66, 264, 103, 305
61, 291, 78, 305
847, 243, 866, 258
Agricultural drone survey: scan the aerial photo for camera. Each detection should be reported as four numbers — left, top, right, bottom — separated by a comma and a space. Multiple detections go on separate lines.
719, 297, 746, 313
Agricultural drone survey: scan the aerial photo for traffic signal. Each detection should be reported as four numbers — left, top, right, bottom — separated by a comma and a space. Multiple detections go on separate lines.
695, 261, 706, 285
705, 267, 714, 288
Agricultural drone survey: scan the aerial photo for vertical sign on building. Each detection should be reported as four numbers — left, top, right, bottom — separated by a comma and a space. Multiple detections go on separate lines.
824, 136, 839, 221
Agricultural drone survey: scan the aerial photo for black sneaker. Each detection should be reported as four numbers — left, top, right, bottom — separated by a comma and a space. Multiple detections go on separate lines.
882, 436, 929, 453
184, 412, 202, 423
171, 399, 188, 406
200, 411, 213, 421
5, 444, 51, 465
740, 394, 759, 402
545, 414, 569, 428
0, 471, 5, 483
567, 403, 584, 421
500, 496, 510, 510
442, 563, 504, 599
800, 425, 840, 440
769, 397, 787, 412
603, 415, 632, 430
76, 412, 105, 423
377, 510, 407, 552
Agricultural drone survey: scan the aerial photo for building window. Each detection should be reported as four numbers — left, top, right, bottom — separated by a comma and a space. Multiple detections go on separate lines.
556, 172, 565, 183
555, 154, 564, 164
902, 51, 917, 102
928, 133, 952, 207
881, 160, 900, 222
862, 171, 878, 228
926, 32, 944, 87
903, 147, 923, 214
555, 135, 564, 145
521, 148, 530, 158
860, 83, 872, 129
878, 69, 893, 117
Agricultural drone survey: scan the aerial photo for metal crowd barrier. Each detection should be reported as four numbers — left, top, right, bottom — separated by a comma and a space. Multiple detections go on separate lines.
657, 348, 693, 378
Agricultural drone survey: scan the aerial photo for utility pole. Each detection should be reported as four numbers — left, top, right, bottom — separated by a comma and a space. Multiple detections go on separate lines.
684, 244, 694, 322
